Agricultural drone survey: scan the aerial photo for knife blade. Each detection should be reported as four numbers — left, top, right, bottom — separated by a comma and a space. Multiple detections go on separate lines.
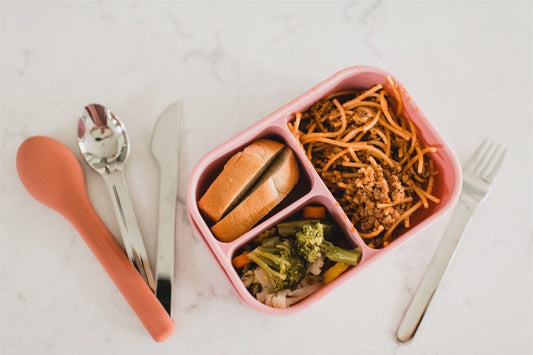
151, 102, 182, 317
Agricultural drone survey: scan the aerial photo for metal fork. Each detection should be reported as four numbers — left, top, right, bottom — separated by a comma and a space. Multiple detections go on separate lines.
396, 139, 506, 343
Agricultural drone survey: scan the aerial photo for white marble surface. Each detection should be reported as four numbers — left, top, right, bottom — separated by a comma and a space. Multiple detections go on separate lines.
1, 1, 532, 354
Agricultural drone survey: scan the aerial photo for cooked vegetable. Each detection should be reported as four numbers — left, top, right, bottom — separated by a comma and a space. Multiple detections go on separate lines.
307, 256, 324, 276
294, 223, 324, 263
247, 237, 307, 292
240, 269, 256, 288
255, 227, 277, 244
277, 219, 336, 238
232, 251, 252, 269
302, 206, 326, 219
264, 282, 322, 308
295, 222, 362, 265
237, 215, 362, 308
322, 262, 350, 284
252, 268, 275, 302
323, 242, 362, 265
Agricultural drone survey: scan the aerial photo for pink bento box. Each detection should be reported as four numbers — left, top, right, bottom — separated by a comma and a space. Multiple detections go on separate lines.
186, 65, 462, 315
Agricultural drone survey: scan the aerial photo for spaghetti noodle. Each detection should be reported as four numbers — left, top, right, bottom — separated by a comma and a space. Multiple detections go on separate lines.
290, 77, 439, 248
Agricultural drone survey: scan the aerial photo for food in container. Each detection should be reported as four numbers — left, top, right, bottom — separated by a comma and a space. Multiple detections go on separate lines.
233, 205, 362, 308
288, 78, 440, 249
198, 139, 300, 242
198, 139, 285, 223
187, 65, 462, 314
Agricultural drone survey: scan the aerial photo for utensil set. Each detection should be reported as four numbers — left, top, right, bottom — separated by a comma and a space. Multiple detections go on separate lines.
17, 103, 181, 342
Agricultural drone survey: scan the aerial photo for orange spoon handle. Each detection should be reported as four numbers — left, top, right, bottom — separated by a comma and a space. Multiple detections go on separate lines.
16, 136, 175, 342
71, 201, 176, 342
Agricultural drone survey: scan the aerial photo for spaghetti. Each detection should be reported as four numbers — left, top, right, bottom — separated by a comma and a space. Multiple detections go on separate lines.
289, 78, 439, 248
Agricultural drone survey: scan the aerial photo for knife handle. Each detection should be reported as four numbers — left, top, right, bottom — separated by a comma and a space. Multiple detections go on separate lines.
151, 102, 181, 318
155, 167, 178, 316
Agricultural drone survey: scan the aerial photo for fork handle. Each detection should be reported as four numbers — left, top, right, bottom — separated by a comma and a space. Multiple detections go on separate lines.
396, 196, 476, 343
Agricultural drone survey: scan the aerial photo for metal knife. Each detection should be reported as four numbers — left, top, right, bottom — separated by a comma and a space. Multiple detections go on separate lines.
151, 102, 182, 317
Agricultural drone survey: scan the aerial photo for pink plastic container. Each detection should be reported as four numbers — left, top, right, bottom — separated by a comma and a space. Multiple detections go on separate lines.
187, 65, 462, 315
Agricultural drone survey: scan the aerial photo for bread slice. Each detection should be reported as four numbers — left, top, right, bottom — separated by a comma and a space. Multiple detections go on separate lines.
211, 146, 300, 242
198, 139, 284, 223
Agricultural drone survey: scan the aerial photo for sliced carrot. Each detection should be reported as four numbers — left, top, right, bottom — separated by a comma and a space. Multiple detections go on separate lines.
303, 206, 326, 219
322, 262, 349, 284
232, 251, 252, 269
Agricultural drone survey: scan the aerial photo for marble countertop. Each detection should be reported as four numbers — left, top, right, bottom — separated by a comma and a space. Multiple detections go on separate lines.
1, 2, 531, 354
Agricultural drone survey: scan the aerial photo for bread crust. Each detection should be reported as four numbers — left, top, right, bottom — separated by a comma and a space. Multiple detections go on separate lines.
198, 139, 284, 223
211, 147, 300, 242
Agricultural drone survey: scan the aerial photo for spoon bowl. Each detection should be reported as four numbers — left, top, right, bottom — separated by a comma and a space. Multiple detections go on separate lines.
78, 104, 128, 174
17, 136, 89, 217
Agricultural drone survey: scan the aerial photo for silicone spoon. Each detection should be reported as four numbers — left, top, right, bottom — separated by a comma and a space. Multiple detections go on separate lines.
16, 136, 175, 342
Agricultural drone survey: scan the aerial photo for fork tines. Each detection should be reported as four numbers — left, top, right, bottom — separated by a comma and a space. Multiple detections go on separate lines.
467, 139, 507, 183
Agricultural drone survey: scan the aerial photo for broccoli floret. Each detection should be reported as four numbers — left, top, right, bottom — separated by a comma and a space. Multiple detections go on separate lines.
294, 223, 324, 263
247, 238, 306, 292
295, 222, 362, 265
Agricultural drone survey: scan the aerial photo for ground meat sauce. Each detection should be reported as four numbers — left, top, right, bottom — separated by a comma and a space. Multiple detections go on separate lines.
290, 82, 439, 248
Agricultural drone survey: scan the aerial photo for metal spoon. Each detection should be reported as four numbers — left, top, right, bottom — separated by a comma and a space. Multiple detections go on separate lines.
78, 104, 155, 291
